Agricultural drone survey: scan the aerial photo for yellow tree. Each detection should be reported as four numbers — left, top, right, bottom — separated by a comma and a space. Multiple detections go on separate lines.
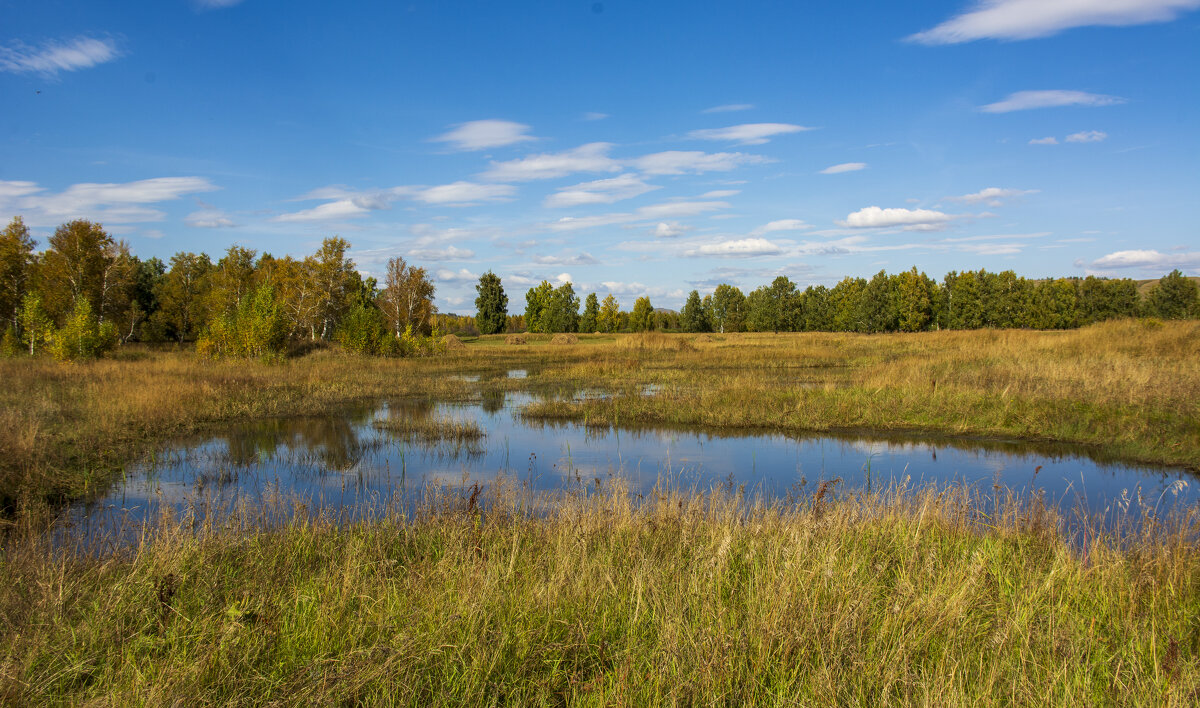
598, 294, 621, 333
380, 256, 435, 336
0, 216, 36, 332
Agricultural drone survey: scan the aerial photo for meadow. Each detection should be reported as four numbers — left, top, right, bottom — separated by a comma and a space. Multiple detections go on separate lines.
1, 320, 1198, 704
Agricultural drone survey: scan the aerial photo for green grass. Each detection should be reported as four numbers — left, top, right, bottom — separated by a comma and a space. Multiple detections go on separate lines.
2, 481, 1197, 705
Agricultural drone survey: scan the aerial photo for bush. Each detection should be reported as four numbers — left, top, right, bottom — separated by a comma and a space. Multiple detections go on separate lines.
335, 304, 393, 356
48, 298, 118, 362
196, 284, 288, 361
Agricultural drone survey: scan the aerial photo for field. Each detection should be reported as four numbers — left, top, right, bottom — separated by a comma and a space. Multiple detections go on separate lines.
1, 320, 1199, 704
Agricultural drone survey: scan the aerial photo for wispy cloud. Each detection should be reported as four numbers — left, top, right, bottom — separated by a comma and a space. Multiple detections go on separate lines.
481, 143, 619, 181
980, 90, 1125, 113
1066, 130, 1108, 143
909, 0, 1200, 44
631, 151, 770, 175
0, 36, 120, 77
1029, 136, 1059, 145
546, 199, 731, 232
684, 238, 783, 258
275, 181, 514, 221
751, 219, 811, 235
415, 181, 515, 205
543, 173, 659, 208
185, 208, 235, 228
432, 119, 536, 151
947, 187, 1038, 206
653, 222, 691, 238
839, 206, 954, 230
409, 245, 475, 261
435, 267, 480, 283
582, 112, 609, 121
0, 177, 218, 226
701, 104, 755, 114
819, 162, 867, 175
533, 253, 599, 266
687, 123, 813, 145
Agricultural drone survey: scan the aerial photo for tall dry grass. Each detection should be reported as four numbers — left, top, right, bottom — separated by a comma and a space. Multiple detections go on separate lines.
2, 480, 1197, 705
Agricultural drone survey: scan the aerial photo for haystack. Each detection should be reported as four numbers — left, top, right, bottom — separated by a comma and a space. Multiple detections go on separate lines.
693, 334, 715, 343
505, 334, 527, 345
550, 333, 579, 345
441, 335, 466, 350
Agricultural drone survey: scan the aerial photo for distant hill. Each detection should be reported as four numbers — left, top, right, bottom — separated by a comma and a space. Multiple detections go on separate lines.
1135, 275, 1200, 296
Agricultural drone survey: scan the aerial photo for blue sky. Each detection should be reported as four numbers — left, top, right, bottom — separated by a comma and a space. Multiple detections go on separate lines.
2, 0, 1198, 311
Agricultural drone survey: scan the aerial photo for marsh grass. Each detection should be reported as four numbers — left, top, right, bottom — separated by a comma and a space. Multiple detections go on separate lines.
2, 319, 1197, 516
2, 480, 1197, 705
373, 412, 486, 452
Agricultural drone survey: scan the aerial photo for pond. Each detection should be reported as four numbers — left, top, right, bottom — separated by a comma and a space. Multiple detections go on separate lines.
64, 377, 1198, 545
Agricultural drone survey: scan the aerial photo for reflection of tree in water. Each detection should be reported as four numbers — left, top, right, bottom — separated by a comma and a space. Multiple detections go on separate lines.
218, 404, 376, 472
481, 388, 505, 414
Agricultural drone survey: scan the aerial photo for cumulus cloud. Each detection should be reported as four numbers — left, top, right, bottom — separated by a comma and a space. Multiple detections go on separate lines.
1091, 249, 1200, 270
839, 206, 954, 230
431, 119, 536, 151
701, 104, 755, 113
947, 187, 1038, 206
1066, 130, 1108, 143
543, 173, 659, 208
436, 268, 480, 283
631, 151, 770, 175
819, 162, 867, 175
909, 0, 1200, 44
1029, 136, 1059, 145
980, 90, 1125, 113
0, 177, 219, 226
752, 219, 811, 235
687, 123, 813, 145
685, 238, 783, 258
185, 209, 234, 228
653, 222, 691, 238
481, 142, 619, 181
0, 36, 120, 76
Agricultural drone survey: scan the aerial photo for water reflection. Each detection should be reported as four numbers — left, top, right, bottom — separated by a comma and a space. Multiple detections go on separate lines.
65, 387, 1198, 546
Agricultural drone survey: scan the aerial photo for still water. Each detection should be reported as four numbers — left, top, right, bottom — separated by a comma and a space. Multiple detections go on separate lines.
67, 375, 1197, 542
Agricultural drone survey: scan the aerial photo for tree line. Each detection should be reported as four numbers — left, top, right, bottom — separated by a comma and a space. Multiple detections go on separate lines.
0, 217, 439, 360
459, 267, 1199, 336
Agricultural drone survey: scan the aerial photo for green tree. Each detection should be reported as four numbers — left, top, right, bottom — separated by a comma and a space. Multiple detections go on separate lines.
197, 283, 288, 360
49, 297, 118, 362
895, 267, 934, 332
768, 276, 799, 332
829, 276, 867, 332
857, 270, 899, 333
709, 284, 746, 333
380, 256, 436, 337
679, 290, 710, 332
579, 292, 600, 333
38, 219, 125, 324
939, 271, 983, 330
474, 271, 508, 335
18, 293, 53, 356
0, 216, 36, 333
630, 296, 655, 332
308, 237, 359, 339
546, 282, 580, 333
1078, 276, 1140, 324
207, 245, 258, 321
335, 302, 393, 355
1146, 270, 1199, 319
598, 294, 621, 333
1030, 278, 1079, 329
524, 281, 554, 333
799, 285, 832, 331
151, 253, 213, 342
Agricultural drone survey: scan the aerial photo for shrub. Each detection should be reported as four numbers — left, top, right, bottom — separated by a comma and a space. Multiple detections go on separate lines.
335, 303, 393, 356
48, 298, 118, 362
196, 284, 288, 361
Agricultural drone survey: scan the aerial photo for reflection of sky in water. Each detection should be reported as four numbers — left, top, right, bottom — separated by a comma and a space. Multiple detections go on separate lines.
66, 385, 1198, 544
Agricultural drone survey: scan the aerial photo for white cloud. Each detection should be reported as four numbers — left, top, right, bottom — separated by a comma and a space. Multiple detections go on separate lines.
653, 222, 691, 238
699, 189, 741, 198
1029, 136, 1059, 145
481, 142, 619, 181
1066, 130, 1108, 143
543, 173, 659, 208
909, 0, 1200, 44
0, 177, 219, 226
415, 181, 515, 205
687, 123, 813, 145
638, 200, 730, 219
431, 120, 536, 151
631, 151, 770, 175
752, 219, 811, 235
701, 104, 755, 114
948, 187, 1038, 206
582, 112, 609, 121
980, 90, 1125, 113
533, 253, 599, 266
0, 36, 120, 76
274, 199, 369, 223
436, 268, 480, 283
839, 206, 954, 230
1091, 250, 1200, 270
185, 209, 235, 228
819, 162, 867, 174
409, 245, 475, 261
553, 272, 573, 286
685, 238, 783, 258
